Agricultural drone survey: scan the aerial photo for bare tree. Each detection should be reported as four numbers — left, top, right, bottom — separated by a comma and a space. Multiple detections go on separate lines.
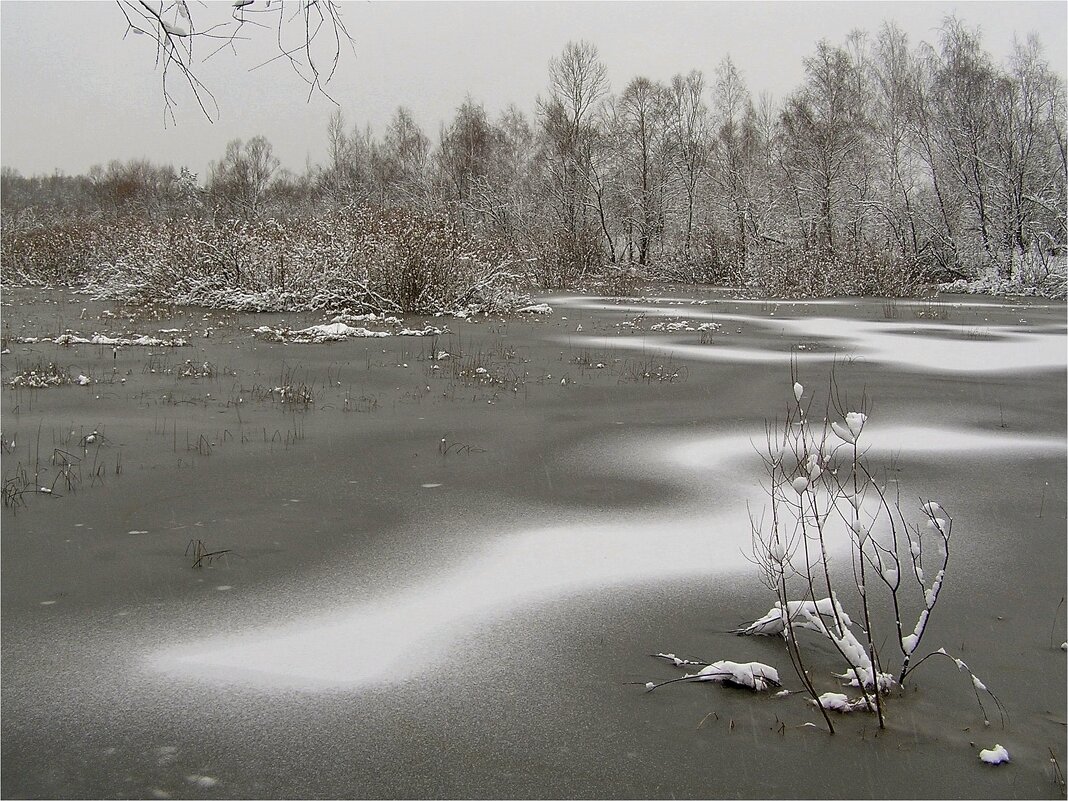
870, 22, 922, 259
488, 105, 539, 236
993, 35, 1066, 270
906, 41, 963, 272
615, 77, 669, 265
208, 135, 280, 217
547, 41, 610, 140
926, 18, 1002, 268
319, 108, 372, 206
710, 56, 760, 267
537, 40, 609, 279
780, 40, 868, 254
664, 70, 711, 256
437, 98, 504, 227
373, 107, 431, 208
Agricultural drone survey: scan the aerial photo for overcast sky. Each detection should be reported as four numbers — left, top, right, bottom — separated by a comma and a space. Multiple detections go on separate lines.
1, 1, 1065, 180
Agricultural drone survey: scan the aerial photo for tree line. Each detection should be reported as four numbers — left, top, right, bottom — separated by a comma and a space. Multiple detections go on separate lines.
3, 17, 1065, 296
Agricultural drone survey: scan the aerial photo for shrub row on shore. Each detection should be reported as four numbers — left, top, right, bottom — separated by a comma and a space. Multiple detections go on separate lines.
3, 206, 1064, 312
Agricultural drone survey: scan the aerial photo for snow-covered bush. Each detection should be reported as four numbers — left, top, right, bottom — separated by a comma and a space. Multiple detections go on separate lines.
939, 254, 1067, 299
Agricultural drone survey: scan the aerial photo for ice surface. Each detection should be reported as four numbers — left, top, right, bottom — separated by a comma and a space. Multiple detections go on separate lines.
152, 418, 1064, 690
154, 508, 761, 687
153, 430, 779, 687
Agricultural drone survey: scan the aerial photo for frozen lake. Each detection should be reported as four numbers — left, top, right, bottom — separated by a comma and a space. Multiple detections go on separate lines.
2, 289, 1065, 798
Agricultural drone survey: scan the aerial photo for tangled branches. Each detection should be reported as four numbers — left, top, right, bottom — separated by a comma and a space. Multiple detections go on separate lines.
116, 0, 355, 124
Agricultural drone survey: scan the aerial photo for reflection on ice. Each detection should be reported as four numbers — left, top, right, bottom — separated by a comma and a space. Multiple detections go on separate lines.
560, 309, 1066, 374
153, 422, 1063, 689
153, 505, 757, 688
666, 426, 1064, 470
553, 294, 1063, 311
856, 425, 1065, 457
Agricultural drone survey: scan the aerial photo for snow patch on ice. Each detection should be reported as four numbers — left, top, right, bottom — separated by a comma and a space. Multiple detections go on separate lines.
979, 744, 1010, 765
814, 692, 870, 713
18, 332, 188, 347
555, 300, 1065, 374
253, 322, 446, 343
153, 502, 763, 688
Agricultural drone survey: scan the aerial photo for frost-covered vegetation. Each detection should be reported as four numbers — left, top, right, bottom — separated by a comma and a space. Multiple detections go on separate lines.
647, 375, 1003, 734
744, 378, 1002, 731
2, 16, 1065, 303
1, 208, 530, 316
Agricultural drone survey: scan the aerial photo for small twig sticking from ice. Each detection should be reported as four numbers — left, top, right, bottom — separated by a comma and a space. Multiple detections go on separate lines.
1051, 596, 1065, 649
652, 652, 708, 667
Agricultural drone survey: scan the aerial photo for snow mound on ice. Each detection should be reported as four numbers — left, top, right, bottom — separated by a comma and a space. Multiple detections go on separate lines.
253, 322, 445, 343
979, 744, 1010, 765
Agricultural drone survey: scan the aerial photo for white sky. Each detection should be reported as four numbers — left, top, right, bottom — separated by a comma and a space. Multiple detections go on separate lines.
1, 1, 1065, 179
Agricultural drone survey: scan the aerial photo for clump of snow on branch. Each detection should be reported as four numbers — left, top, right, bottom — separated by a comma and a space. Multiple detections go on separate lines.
644, 654, 781, 692
813, 692, 871, 713
693, 660, 781, 691
730, 597, 850, 637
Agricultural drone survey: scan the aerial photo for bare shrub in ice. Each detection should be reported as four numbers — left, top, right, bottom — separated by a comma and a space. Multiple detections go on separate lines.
734, 369, 1003, 733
